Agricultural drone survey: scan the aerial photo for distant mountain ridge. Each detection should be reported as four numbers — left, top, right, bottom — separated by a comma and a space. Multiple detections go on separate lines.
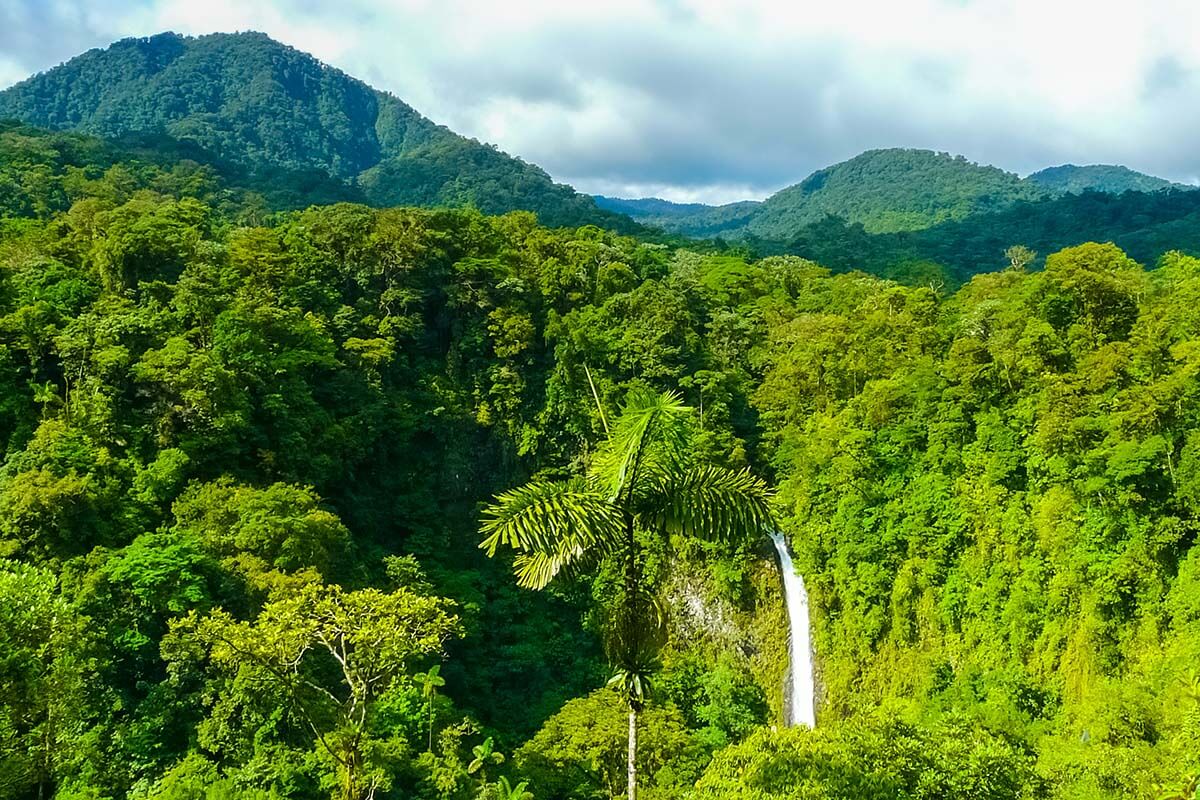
3, 32, 1195, 244
1026, 163, 1186, 195
593, 196, 762, 238
601, 149, 1195, 241
0, 31, 624, 228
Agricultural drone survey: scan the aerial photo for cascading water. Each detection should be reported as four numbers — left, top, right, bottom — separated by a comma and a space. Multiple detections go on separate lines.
769, 531, 816, 728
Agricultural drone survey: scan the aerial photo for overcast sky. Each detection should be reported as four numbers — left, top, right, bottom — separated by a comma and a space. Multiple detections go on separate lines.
2, 0, 1199, 203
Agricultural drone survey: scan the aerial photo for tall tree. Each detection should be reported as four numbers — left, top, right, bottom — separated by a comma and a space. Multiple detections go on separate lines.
167, 582, 460, 800
0, 561, 88, 800
413, 664, 446, 753
480, 388, 773, 800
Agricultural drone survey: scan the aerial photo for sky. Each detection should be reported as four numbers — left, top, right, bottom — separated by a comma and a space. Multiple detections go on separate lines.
1, 0, 1199, 204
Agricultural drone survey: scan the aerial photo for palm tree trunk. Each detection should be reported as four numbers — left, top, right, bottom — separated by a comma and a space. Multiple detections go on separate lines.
623, 512, 639, 800
627, 707, 637, 800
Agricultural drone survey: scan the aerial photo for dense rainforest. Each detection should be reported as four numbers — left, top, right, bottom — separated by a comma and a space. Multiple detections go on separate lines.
597, 149, 1196, 242
1, 27, 1200, 800
0, 121, 1199, 800
597, 152, 1200, 281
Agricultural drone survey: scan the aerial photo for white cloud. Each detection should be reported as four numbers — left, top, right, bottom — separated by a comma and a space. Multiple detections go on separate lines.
2, 0, 1199, 202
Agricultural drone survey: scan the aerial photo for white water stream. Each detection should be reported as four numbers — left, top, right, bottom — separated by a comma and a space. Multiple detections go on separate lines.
769, 531, 816, 727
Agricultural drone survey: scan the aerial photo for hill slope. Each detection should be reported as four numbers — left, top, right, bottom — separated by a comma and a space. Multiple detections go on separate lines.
779, 187, 1200, 280
0, 119, 368, 222
746, 148, 1046, 237
0, 31, 619, 227
1027, 163, 1187, 194
600, 149, 1050, 239
594, 195, 762, 237
603, 152, 1194, 245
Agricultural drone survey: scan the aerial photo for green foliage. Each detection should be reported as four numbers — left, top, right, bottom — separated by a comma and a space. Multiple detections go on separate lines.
1027, 165, 1185, 195
756, 245, 1200, 798
169, 479, 351, 583
692, 718, 1043, 799
0, 121, 359, 220
480, 389, 773, 592
602, 152, 1200, 286
0, 192, 691, 797
605, 149, 1046, 240
2, 116, 1200, 800
515, 689, 707, 800
749, 149, 1046, 237
481, 386, 773, 798
166, 581, 461, 800
0, 33, 628, 230
0, 561, 89, 800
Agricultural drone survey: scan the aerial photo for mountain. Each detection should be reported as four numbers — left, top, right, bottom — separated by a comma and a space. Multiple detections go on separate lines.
600, 149, 1049, 240
745, 148, 1047, 238
780, 187, 1200, 281
601, 150, 1195, 246
0, 31, 624, 228
1027, 163, 1188, 194
594, 195, 761, 238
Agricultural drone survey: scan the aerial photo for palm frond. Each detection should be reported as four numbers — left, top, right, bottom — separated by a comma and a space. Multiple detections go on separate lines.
512, 536, 615, 590
480, 478, 619, 555
592, 389, 692, 501
650, 464, 775, 542
480, 478, 624, 589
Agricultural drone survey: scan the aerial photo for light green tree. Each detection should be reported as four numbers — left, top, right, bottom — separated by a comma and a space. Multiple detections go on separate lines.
468, 736, 504, 780
481, 388, 773, 800
0, 561, 88, 800
492, 776, 534, 800
167, 581, 460, 800
1004, 244, 1036, 272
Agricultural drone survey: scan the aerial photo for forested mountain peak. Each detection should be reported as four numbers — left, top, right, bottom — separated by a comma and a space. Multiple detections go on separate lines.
0, 31, 620, 227
0, 31, 397, 176
745, 147, 1046, 238
600, 148, 1055, 241
1027, 162, 1189, 194
599, 149, 1200, 265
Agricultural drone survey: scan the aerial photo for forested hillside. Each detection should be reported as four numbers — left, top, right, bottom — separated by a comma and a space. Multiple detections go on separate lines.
1, 126, 1199, 798
1027, 164, 1184, 195
2, 28, 1200, 800
0, 120, 364, 220
0, 154, 797, 800
601, 152, 1200, 281
0, 32, 623, 228
744, 149, 1044, 237
603, 149, 1047, 240
750, 245, 1200, 799
768, 187, 1200, 283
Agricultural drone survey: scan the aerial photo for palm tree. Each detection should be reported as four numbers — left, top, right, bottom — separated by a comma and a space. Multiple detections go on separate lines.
493, 776, 534, 800
481, 388, 773, 800
468, 736, 505, 780
413, 665, 445, 752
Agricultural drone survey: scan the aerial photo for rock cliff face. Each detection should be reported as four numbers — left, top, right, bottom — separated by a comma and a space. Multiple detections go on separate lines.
664, 545, 793, 725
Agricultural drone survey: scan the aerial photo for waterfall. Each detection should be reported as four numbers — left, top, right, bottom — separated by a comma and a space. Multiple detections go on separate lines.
769, 531, 816, 728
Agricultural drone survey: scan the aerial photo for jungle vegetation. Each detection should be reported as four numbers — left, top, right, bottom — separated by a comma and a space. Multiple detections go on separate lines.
0, 30, 1199, 800
0, 32, 628, 230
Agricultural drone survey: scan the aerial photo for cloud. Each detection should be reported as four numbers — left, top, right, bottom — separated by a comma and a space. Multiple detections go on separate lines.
1, 0, 1198, 201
